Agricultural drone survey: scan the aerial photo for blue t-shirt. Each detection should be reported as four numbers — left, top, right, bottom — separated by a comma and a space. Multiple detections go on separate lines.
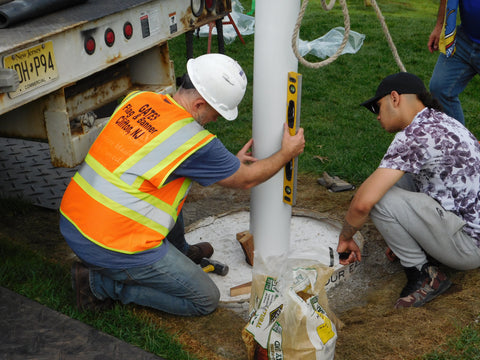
61, 137, 240, 268
167, 137, 240, 186
460, 0, 480, 43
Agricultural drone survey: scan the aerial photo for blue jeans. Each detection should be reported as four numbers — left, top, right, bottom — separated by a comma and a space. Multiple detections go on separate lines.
88, 213, 220, 316
429, 26, 480, 125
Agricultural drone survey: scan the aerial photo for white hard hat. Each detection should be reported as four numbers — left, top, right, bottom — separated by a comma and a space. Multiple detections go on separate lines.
187, 53, 247, 121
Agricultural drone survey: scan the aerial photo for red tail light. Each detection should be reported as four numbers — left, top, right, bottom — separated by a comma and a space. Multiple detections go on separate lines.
84, 36, 96, 55
123, 22, 133, 39
104, 28, 115, 47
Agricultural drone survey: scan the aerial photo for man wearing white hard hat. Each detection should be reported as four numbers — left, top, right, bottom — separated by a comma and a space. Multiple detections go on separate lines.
60, 53, 305, 316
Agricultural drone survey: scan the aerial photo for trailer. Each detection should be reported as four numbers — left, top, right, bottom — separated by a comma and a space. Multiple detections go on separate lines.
0, 0, 231, 208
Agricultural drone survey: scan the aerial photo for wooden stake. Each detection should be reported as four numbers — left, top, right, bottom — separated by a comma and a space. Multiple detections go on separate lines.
236, 230, 254, 266
230, 281, 252, 297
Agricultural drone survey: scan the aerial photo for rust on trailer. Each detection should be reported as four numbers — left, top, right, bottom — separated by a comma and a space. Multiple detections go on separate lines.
67, 76, 132, 121
180, 8, 195, 29
106, 54, 122, 65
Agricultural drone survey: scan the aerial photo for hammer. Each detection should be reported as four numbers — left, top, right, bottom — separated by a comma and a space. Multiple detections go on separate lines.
201, 258, 229, 276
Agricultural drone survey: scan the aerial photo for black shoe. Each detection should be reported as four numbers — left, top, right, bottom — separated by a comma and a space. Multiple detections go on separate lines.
399, 266, 428, 297
395, 263, 452, 308
71, 262, 112, 311
186, 242, 214, 264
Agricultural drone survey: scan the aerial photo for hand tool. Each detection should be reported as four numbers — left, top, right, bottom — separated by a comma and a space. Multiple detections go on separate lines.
201, 258, 229, 276
338, 251, 351, 260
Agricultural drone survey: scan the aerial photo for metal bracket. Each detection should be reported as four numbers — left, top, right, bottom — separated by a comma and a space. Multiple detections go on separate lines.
0, 68, 19, 93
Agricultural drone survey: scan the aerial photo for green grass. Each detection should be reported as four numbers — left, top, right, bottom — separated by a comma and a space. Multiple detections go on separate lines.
169, 0, 480, 184
421, 322, 480, 360
0, 234, 197, 360
2, 1, 480, 359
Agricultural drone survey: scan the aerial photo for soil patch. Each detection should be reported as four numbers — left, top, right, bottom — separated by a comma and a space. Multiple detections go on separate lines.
1, 174, 479, 359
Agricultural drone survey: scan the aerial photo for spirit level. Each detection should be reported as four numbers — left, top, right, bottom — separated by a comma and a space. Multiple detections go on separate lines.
283, 71, 301, 205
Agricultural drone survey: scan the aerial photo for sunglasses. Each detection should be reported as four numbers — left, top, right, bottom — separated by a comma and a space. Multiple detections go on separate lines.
370, 102, 380, 114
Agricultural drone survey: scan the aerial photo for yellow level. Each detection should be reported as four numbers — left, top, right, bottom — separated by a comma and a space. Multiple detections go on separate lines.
283, 71, 302, 205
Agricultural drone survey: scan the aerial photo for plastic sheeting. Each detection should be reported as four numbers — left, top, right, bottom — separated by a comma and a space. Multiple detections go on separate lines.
299, 27, 365, 59
199, 1, 365, 59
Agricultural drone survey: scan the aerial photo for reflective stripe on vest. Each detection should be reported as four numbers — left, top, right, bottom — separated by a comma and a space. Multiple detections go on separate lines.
60, 92, 215, 254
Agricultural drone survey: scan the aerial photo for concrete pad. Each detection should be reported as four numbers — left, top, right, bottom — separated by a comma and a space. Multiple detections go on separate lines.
185, 210, 364, 307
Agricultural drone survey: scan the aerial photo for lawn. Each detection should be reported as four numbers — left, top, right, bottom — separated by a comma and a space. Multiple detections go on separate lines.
169, 0, 480, 184
1, 0, 480, 359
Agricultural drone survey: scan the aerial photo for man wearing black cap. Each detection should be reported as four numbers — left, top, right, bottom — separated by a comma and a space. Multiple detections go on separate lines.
336, 72, 480, 308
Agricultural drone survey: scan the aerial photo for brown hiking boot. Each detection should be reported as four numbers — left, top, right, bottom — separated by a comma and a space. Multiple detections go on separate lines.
395, 263, 451, 308
186, 242, 214, 264
71, 262, 112, 311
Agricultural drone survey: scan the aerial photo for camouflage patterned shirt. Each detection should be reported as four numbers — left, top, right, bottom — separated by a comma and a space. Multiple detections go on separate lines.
380, 107, 480, 244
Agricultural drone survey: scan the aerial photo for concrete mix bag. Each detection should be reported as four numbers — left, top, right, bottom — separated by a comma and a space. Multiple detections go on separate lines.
242, 260, 341, 359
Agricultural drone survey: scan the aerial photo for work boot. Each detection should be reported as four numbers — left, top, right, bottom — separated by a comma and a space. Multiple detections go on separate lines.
395, 263, 451, 308
71, 261, 112, 311
186, 242, 214, 264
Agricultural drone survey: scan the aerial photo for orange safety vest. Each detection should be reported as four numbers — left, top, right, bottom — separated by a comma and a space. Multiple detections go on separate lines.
60, 91, 215, 254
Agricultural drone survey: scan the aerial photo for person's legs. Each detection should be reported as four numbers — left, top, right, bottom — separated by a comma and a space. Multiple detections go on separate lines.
166, 212, 213, 264
166, 212, 188, 253
471, 32, 480, 74
370, 186, 480, 270
429, 27, 478, 125
370, 185, 480, 307
89, 244, 220, 316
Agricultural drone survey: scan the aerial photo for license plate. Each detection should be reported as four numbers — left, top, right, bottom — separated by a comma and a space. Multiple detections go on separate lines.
3, 41, 58, 98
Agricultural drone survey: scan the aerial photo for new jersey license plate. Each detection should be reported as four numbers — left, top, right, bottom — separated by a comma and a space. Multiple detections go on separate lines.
3, 41, 58, 98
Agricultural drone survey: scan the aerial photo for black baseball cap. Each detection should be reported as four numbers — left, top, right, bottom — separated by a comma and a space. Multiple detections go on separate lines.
360, 72, 427, 114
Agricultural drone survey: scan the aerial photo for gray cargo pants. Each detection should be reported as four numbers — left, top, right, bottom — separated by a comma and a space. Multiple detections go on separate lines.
370, 175, 480, 270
